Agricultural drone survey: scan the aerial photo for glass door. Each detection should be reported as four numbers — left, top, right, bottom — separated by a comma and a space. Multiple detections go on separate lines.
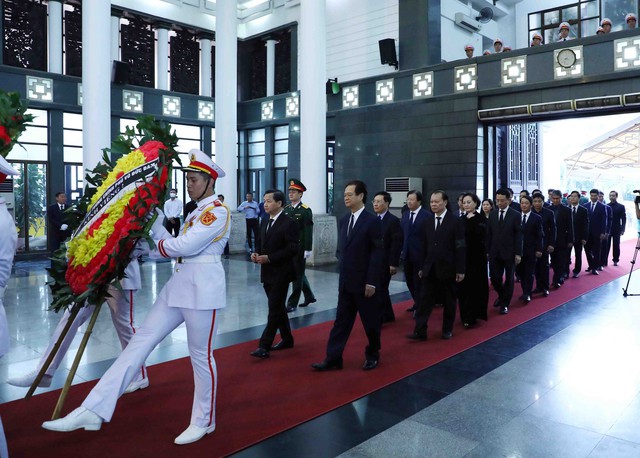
11, 162, 48, 253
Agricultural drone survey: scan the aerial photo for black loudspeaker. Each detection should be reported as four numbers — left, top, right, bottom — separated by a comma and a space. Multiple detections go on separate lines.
378, 38, 398, 68
112, 61, 131, 85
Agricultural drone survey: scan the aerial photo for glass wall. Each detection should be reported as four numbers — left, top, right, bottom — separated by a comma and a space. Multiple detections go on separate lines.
273, 125, 288, 192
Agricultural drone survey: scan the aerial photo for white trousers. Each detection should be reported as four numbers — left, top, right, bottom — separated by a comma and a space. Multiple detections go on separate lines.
82, 298, 219, 428
38, 286, 146, 383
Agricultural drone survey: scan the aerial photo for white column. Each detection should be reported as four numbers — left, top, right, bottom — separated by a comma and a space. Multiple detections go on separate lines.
110, 12, 120, 62
82, 0, 111, 170
156, 25, 170, 91
215, 0, 238, 208
48, 0, 63, 74
265, 39, 276, 97
299, 0, 327, 213
200, 34, 212, 97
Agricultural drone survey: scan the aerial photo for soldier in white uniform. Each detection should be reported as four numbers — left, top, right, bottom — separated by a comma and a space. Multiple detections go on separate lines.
0, 156, 19, 458
42, 149, 230, 446
7, 260, 148, 393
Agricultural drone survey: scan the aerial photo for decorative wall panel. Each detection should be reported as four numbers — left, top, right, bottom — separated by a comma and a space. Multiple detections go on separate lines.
121, 15, 155, 87
3, 0, 47, 70
64, 2, 82, 77
170, 30, 199, 94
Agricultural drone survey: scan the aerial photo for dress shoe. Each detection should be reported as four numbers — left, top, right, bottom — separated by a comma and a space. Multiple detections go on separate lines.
591, 269, 599, 275
572, 273, 579, 278
406, 332, 427, 341
174, 424, 216, 445
124, 377, 150, 394
406, 304, 416, 312
311, 359, 343, 371
362, 359, 378, 371
463, 319, 477, 329
441, 331, 453, 340
542, 290, 549, 297
597, 266, 604, 271
521, 295, 531, 304
613, 261, 619, 266
42, 407, 102, 432
7, 370, 52, 388
250, 348, 270, 358
286, 305, 297, 313
300, 298, 317, 307
493, 298, 502, 308
270, 340, 294, 351
500, 306, 509, 315
552, 282, 561, 289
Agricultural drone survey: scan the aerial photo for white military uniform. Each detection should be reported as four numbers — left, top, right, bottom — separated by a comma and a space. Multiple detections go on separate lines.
82, 194, 230, 429
28, 260, 146, 383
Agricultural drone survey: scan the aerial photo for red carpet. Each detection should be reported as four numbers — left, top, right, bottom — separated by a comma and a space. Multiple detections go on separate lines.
3, 239, 639, 457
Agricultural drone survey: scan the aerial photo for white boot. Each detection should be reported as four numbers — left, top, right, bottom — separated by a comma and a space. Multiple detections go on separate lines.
123, 377, 149, 394
174, 424, 216, 445
42, 407, 103, 432
7, 370, 52, 388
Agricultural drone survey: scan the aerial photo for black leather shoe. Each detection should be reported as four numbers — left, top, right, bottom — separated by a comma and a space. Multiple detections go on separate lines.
441, 331, 453, 340
542, 290, 549, 297
362, 359, 378, 371
521, 295, 531, 304
500, 306, 509, 315
572, 273, 579, 278
552, 283, 561, 289
286, 305, 297, 313
250, 348, 270, 358
406, 332, 427, 341
591, 269, 599, 275
406, 305, 416, 312
270, 340, 294, 351
300, 298, 317, 307
311, 359, 343, 371
613, 261, 619, 266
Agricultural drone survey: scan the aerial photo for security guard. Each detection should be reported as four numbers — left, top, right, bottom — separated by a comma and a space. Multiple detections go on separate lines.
559, 22, 572, 41
626, 13, 637, 29
464, 44, 474, 58
43, 149, 231, 446
284, 179, 316, 312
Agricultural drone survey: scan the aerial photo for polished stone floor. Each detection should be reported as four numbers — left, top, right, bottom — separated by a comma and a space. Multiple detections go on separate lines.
2, 254, 640, 457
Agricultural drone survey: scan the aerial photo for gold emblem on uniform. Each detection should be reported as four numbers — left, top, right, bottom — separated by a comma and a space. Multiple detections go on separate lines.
290, 180, 295, 185
200, 210, 217, 226
191, 153, 197, 161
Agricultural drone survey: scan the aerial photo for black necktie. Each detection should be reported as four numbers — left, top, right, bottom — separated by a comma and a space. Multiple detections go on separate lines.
410, 211, 415, 225
499, 210, 504, 222
348, 214, 354, 236
436, 216, 441, 230
522, 214, 527, 226
591, 202, 595, 212
266, 219, 274, 232
573, 207, 576, 216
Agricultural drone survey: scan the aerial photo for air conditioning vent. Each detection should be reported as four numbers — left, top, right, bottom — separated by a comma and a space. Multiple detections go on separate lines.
455, 12, 481, 33
384, 177, 423, 208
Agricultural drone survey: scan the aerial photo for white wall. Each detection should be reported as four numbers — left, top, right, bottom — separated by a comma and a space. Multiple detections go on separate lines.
325, 0, 398, 83
113, 0, 216, 32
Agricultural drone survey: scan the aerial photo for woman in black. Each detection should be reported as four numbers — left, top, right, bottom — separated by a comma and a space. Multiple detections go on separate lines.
458, 192, 489, 327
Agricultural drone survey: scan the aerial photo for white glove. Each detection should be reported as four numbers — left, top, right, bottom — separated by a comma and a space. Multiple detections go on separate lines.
0, 286, 5, 300
151, 208, 166, 235
60, 224, 68, 231
304, 250, 312, 259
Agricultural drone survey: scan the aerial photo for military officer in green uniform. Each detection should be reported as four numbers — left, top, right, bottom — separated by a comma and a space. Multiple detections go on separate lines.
285, 179, 317, 312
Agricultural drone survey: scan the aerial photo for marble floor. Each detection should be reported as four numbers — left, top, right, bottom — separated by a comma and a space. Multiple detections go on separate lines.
2, 254, 640, 457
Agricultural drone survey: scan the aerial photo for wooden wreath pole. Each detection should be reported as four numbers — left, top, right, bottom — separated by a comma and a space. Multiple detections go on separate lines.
25, 303, 82, 400
51, 302, 103, 420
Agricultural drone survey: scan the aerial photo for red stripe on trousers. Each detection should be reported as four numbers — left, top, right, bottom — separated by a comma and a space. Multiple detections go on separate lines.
207, 310, 217, 426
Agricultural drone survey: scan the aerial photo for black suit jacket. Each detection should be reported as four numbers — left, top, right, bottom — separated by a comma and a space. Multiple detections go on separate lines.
400, 207, 430, 264
534, 207, 556, 250
256, 213, 298, 285
380, 212, 403, 269
570, 205, 589, 243
550, 204, 573, 247
521, 212, 544, 257
47, 203, 69, 249
486, 207, 523, 260
337, 209, 384, 293
583, 201, 607, 237
609, 201, 626, 235
421, 211, 465, 280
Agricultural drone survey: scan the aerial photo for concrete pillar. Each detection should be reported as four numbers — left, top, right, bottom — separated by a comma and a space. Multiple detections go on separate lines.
199, 33, 213, 97
111, 10, 121, 62
48, 0, 63, 74
265, 39, 276, 97
82, 0, 111, 170
215, 0, 238, 209
299, 0, 327, 214
156, 23, 170, 91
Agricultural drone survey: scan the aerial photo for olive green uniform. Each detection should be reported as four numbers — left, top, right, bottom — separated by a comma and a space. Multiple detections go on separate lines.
285, 202, 316, 308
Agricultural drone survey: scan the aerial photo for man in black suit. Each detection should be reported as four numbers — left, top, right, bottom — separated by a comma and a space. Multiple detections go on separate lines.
598, 191, 613, 269
532, 192, 556, 296
549, 190, 573, 287
400, 190, 429, 312
312, 180, 384, 371
407, 191, 465, 340
582, 188, 606, 275
606, 191, 626, 266
372, 191, 403, 323
249, 190, 299, 359
568, 190, 589, 278
486, 188, 522, 314
47, 191, 70, 252
517, 195, 544, 303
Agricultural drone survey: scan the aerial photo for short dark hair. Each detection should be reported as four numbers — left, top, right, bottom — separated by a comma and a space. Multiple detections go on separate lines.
570, 190, 580, 198
264, 189, 285, 205
431, 190, 449, 205
170, 188, 177, 192
407, 190, 423, 203
598, 191, 604, 196
55, 191, 65, 198
547, 188, 555, 193
520, 195, 533, 205
532, 192, 545, 201
506, 187, 515, 197
217, 194, 224, 199
589, 188, 599, 195
610, 190, 618, 197
532, 189, 542, 195
246, 192, 253, 196
482, 198, 494, 210
457, 192, 465, 200
463, 192, 481, 208
375, 191, 392, 204
496, 188, 511, 199
346, 180, 368, 203
551, 189, 562, 198
520, 190, 530, 197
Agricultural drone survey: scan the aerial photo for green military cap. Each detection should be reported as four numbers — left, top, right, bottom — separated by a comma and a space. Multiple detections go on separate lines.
288, 179, 307, 192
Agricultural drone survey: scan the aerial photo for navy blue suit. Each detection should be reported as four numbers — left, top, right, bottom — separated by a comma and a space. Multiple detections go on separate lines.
550, 204, 573, 284
486, 207, 522, 308
400, 207, 430, 307
607, 201, 627, 264
533, 207, 556, 291
570, 205, 589, 275
583, 200, 607, 272
600, 203, 613, 267
379, 211, 403, 322
518, 212, 544, 297
325, 209, 384, 363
